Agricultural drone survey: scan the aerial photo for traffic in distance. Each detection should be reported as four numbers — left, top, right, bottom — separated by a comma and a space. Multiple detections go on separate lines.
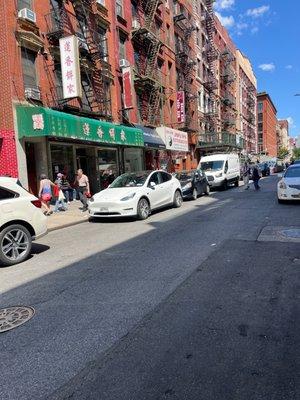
1, 154, 299, 266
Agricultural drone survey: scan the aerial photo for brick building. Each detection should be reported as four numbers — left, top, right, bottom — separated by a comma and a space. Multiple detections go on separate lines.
236, 50, 257, 155
0, 0, 262, 190
257, 92, 278, 157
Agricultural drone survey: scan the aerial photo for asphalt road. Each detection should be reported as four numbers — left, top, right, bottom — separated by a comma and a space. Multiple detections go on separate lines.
0, 176, 299, 400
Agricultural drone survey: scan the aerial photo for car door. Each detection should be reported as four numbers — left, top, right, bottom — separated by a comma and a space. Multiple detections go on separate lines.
146, 172, 163, 209
159, 172, 175, 205
0, 187, 17, 225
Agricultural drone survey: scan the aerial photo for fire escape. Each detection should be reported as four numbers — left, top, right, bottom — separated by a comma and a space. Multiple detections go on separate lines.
246, 83, 256, 152
221, 49, 237, 136
201, 0, 218, 143
44, 0, 112, 119
131, 0, 164, 127
174, 7, 197, 132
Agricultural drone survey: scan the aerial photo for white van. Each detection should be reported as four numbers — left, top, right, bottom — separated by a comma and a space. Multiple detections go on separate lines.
199, 153, 240, 189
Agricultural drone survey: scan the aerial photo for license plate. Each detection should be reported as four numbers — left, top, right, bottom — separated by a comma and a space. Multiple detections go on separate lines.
100, 207, 109, 212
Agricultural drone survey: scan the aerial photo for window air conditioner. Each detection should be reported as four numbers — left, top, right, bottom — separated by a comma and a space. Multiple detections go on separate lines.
25, 87, 41, 101
132, 20, 140, 29
119, 59, 130, 68
18, 8, 36, 23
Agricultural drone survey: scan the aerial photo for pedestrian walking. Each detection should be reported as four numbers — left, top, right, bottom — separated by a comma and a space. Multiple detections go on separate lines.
243, 163, 250, 190
38, 174, 54, 215
54, 173, 67, 212
252, 164, 261, 191
76, 169, 90, 212
61, 174, 71, 204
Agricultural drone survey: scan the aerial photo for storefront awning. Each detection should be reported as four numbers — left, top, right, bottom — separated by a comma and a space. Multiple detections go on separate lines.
16, 106, 144, 147
136, 125, 166, 149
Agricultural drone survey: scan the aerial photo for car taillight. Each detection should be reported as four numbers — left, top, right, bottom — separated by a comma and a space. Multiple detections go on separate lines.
31, 199, 42, 208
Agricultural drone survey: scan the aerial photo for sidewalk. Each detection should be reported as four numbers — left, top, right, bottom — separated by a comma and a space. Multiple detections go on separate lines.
46, 200, 89, 232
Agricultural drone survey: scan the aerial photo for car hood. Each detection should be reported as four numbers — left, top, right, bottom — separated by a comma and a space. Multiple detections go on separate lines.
93, 187, 141, 201
179, 179, 192, 186
283, 177, 300, 185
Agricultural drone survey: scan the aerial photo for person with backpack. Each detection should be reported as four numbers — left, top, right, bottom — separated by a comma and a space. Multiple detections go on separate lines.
54, 173, 67, 212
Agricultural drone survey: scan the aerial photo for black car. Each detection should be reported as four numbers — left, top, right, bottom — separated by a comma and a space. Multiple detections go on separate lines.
176, 169, 210, 200
259, 162, 270, 177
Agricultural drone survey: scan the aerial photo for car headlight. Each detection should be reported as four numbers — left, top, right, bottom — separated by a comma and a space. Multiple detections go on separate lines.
215, 172, 223, 178
279, 181, 286, 189
120, 193, 136, 201
182, 182, 192, 190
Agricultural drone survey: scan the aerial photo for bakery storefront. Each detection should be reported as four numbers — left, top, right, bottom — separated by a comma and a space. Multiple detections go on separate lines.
16, 106, 144, 194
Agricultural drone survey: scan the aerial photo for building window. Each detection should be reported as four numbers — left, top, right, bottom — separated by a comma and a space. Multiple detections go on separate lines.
21, 48, 37, 88
119, 34, 126, 61
18, 0, 33, 10
116, 0, 123, 18
257, 102, 263, 112
258, 123, 263, 132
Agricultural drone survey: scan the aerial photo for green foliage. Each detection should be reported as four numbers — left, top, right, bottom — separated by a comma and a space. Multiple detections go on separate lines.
293, 147, 300, 160
278, 147, 289, 159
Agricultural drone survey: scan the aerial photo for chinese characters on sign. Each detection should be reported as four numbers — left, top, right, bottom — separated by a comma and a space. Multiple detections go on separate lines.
176, 91, 185, 124
59, 36, 82, 99
122, 66, 134, 109
32, 114, 44, 130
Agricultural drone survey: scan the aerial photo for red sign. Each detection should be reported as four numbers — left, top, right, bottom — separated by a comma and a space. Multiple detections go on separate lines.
176, 91, 185, 123
122, 66, 134, 109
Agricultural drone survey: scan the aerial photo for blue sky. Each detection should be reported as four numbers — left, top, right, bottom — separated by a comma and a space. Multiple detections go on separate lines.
214, 0, 300, 138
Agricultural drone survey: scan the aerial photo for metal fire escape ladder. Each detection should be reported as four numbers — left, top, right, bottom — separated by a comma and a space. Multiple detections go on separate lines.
132, 0, 164, 126
69, 0, 111, 117
143, 0, 162, 29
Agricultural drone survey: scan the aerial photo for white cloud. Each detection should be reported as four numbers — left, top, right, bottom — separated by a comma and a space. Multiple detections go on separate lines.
258, 63, 275, 72
286, 117, 294, 127
251, 26, 259, 34
285, 65, 293, 70
215, 12, 235, 29
214, 0, 235, 11
246, 5, 270, 18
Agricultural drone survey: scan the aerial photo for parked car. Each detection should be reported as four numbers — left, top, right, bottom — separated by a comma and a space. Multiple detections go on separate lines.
293, 160, 300, 165
259, 162, 270, 177
199, 153, 240, 189
176, 169, 210, 200
0, 177, 47, 266
88, 170, 183, 220
277, 165, 300, 203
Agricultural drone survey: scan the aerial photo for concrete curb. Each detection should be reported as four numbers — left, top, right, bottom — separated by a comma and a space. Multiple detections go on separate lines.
48, 217, 89, 233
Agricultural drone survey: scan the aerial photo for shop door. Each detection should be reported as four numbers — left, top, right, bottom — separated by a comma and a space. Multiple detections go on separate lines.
25, 142, 38, 195
76, 148, 98, 193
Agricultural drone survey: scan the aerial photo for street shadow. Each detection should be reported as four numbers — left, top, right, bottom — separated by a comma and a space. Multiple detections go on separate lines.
0, 244, 50, 269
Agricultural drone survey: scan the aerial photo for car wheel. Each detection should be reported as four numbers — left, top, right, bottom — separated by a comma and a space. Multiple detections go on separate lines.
173, 190, 183, 208
137, 198, 150, 220
0, 224, 32, 266
204, 184, 210, 195
192, 188, 198, 200
234, 179, 239, 187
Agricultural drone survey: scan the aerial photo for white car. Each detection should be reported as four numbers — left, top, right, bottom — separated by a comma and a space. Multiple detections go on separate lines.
277, 165, 300, 203
88, 170, 183, 220
0, 177, 47, 266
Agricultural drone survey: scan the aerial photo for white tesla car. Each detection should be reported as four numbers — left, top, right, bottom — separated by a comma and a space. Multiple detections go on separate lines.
0, 177, 47, 266
88, 170, 183, 220
277, 165, 300, 203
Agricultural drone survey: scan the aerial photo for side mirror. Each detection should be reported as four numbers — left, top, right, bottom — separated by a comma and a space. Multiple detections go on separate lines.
149, 181, 156, 189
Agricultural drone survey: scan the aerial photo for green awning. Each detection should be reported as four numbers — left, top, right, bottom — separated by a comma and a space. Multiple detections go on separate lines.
16, 106, 144, 147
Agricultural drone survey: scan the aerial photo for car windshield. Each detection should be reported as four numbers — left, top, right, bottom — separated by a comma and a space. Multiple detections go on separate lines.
109, 172, 150, 188
176, 171, 194, 180
284, 167, 300, 178
201, 161, 224, 171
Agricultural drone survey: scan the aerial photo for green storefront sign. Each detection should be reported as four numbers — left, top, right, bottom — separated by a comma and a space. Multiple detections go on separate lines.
16, 106, 144, 147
